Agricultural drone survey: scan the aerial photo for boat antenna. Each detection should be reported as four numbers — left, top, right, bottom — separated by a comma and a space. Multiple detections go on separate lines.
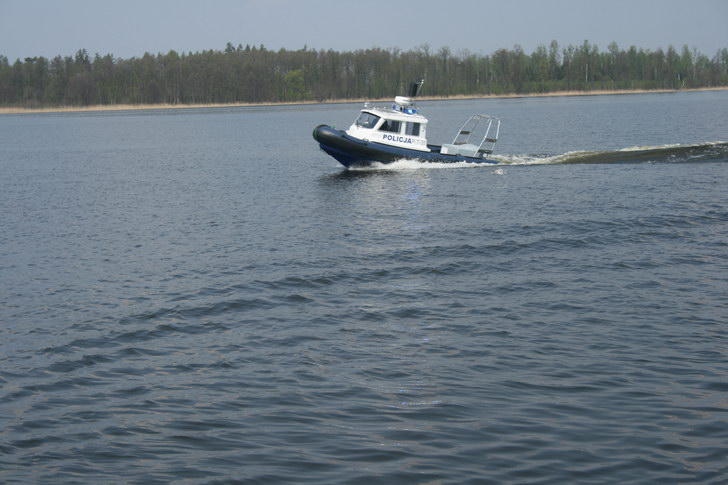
408, 79, 424, 98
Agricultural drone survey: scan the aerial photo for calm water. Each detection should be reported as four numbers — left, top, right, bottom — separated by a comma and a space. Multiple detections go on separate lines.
2, 91, 728, 484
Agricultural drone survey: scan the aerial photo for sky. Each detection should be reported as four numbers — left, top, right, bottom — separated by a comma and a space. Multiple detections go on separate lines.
1, 0, 727, 62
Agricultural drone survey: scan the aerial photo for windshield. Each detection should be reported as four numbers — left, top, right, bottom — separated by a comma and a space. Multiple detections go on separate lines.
354, 112, 380, 129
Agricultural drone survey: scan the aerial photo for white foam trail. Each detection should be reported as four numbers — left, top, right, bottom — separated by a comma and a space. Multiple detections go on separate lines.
346, 142, 728, 169
618, 141, 728, 152
491, 152, 588, 165
496, 141, 728, 165
618, 143, 684, 151
348, 158, 496, 171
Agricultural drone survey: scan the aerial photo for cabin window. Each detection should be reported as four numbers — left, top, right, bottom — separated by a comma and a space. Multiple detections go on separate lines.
355, 112, 380, 129
379, 120, 401, 133
405, 122, 421, 136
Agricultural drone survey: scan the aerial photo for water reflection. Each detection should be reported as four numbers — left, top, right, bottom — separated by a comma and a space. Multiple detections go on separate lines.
317, 167, 432, 214
315, 166, 434, 258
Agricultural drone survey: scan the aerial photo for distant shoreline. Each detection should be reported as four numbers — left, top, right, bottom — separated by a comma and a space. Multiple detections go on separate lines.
2, 87, 727, 115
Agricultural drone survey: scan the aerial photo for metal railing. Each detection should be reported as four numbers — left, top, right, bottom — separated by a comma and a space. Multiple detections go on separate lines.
451, 114, 501, 157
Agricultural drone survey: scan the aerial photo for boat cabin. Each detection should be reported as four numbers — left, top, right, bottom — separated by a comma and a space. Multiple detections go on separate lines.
346, 96, 430, 152
343, 80, 500, 160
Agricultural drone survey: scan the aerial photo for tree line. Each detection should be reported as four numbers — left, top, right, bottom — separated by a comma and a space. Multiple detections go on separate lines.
1, 41, 727, 107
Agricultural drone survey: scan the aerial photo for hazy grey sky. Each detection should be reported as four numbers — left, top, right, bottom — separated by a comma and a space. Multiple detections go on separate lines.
1, 0, 727, 62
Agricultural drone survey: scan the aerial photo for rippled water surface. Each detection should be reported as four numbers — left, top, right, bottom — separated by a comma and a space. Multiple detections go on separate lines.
2, 91, 728, 484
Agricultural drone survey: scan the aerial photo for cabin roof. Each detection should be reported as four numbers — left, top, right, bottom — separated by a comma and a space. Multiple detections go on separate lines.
363, 107, 428, 124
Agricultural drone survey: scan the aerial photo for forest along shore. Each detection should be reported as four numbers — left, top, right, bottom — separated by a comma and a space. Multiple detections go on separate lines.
2, 87, 727, 114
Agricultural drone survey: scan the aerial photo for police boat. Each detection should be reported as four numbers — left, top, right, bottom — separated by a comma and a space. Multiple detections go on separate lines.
313, 81, 501, 168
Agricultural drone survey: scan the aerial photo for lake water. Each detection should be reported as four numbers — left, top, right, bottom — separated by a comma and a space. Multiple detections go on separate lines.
1, 91, 728, 484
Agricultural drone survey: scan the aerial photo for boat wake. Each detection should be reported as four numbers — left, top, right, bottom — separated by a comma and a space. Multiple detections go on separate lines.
345, 141, 728, 170
496, 141, 728, 165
